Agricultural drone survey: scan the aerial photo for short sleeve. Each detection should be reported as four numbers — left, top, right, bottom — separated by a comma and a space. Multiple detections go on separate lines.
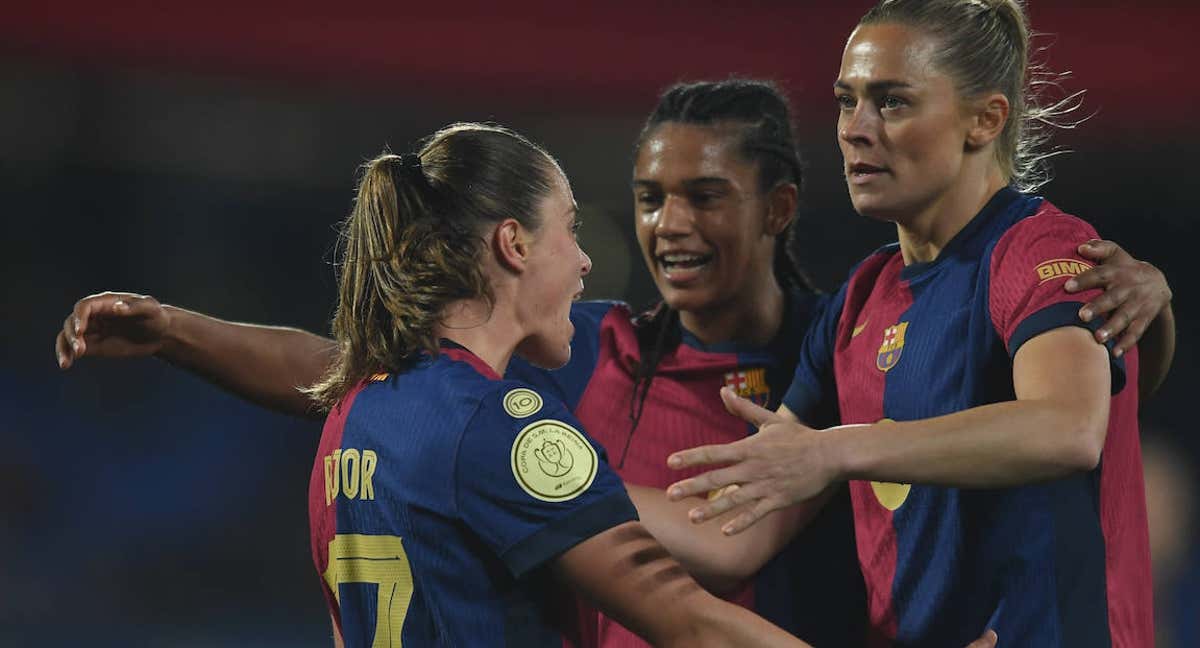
505, 301, 617, 410
454, 382, 638, 579
988, 210, 1126, 392
783, 282, 847, 422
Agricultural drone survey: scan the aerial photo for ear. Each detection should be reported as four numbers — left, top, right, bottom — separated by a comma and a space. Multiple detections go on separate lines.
491, 218, 530, 273
765, 182, 798, 236
965, 92, 1010, 150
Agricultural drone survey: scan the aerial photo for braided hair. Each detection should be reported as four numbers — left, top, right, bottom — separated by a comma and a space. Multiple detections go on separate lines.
619, 79, 814, 466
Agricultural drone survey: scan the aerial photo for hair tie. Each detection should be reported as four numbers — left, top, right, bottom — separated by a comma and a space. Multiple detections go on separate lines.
400, 153, 423, 170
392, 152, 433, 194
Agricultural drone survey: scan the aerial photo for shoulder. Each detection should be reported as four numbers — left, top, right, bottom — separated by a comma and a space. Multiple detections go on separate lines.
461, 380, 603, 503
994, 199, 1099, 254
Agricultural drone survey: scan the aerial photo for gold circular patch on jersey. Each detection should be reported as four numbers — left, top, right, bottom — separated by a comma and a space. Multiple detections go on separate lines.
870, 481, 912, 511
510, 419, 598, 503
502, 388, 544, 418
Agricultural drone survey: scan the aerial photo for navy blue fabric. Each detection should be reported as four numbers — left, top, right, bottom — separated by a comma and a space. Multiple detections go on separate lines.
332, 352, 636, 647
783, 188, 1127, 646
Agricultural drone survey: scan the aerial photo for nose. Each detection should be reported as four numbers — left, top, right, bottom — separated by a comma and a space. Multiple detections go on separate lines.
839, 103, 877, 147
579, 246, 592, 277
654, 195, 693, 239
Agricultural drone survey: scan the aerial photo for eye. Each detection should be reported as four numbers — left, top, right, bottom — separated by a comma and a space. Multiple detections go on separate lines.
689, 190, 723, 208
635, 191, 663, 210
881, 94, 908, 111
570, 218, 583, 236
835, 93, 856, 111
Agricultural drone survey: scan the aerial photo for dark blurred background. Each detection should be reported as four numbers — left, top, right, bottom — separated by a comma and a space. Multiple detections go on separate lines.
3, 1, 1197, 645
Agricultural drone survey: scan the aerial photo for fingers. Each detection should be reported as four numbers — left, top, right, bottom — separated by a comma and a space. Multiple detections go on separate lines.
1077, 284, 1128, 322
75, 292, 155, 336
689, 480, 762, 522
667, 437, 746, 471
965, 629, 998, 648
722, 498, 778, 536
1066, 264, 1112, 295
667, 463, 744, 501
1076, 239, 1126, 264
1112, 316, 1150, 358
719, 386, 777, 427
55, 331, 72, 369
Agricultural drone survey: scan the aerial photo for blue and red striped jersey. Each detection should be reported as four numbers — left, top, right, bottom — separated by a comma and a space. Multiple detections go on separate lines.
309, 342, 638, 647
509, 292, 868, 648
784, 187, 1153, 647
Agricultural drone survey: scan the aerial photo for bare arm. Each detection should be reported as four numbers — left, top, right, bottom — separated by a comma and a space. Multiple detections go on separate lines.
553, 520, 811, 648
1070, 239, 1174, 399
625, 484, 825, 593
55, 292, 334, 419
668, 326, 1111, 533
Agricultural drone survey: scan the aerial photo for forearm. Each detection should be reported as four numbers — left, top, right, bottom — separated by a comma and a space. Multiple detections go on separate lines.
829, 398, 1107, 488
685, 598, 814, 648
158, 305, 336, 419
627, 484, 814, 592
1138, 302, 1174, 400
557, 522, 807, 647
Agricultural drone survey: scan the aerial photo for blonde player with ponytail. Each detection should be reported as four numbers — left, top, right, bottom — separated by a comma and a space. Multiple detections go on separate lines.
670, 2, 1159, 645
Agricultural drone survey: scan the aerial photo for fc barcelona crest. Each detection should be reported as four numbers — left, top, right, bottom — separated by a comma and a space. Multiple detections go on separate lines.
876, 322, 909, 372
724, 368, 770, 405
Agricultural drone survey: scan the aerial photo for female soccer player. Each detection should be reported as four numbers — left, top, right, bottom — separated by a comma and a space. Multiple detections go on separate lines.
668, 2, 1161, 646
290, 121, 812, 647
55, 80, 1170, 647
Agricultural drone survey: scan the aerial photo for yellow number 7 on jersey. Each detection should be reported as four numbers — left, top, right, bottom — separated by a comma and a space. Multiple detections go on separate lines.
323, 534, 415, 648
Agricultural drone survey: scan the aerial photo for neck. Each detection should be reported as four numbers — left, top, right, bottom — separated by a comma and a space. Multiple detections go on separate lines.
435, 298, 516, 376
678, 274, 785, 347
897, 167, 1007, 265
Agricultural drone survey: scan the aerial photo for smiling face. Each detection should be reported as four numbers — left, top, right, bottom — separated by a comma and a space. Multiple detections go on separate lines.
835, 23, 976, 223
515, 168, 591, 369
632, 122, 779, 316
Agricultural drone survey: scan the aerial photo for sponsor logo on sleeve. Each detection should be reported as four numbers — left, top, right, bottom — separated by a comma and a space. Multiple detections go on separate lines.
510, 419, 598, 502
1035, 258, 1092, 284
502, 388, 544, 418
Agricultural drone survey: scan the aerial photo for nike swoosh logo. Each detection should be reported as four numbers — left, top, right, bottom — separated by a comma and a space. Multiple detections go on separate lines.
851, 319, 869, 338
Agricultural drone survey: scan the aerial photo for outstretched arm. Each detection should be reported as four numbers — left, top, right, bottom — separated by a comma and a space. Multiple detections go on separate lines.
555, 520, 811, 648
55, 292, 335, 419
1070, 239, 1174, 399
557, 521, 996, 648
625, 484, 826, 593
668, 325, 1111, 534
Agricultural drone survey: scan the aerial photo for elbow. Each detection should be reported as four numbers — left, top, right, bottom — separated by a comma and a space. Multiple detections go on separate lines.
1062, 418, 1106, 472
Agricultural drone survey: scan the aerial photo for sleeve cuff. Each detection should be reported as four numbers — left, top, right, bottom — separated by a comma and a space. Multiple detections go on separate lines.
782, 375, 822, 422
1007, 301, 1127, 394
501, 489, 639, 579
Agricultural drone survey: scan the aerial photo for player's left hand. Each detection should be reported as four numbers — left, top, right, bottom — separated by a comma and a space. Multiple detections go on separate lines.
665, 387, 837, 535
1068, 239, 1171, 357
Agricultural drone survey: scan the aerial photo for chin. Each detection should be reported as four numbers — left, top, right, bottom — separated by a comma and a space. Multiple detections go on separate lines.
849, 192, 903, 224
661, 286, 728, 316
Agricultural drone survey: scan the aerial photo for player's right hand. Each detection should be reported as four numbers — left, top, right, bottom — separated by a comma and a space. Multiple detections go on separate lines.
55, 292, 170, 369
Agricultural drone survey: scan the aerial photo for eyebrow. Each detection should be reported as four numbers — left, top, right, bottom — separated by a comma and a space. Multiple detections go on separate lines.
834, 79, 914, 92
631, 177, 732, 189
